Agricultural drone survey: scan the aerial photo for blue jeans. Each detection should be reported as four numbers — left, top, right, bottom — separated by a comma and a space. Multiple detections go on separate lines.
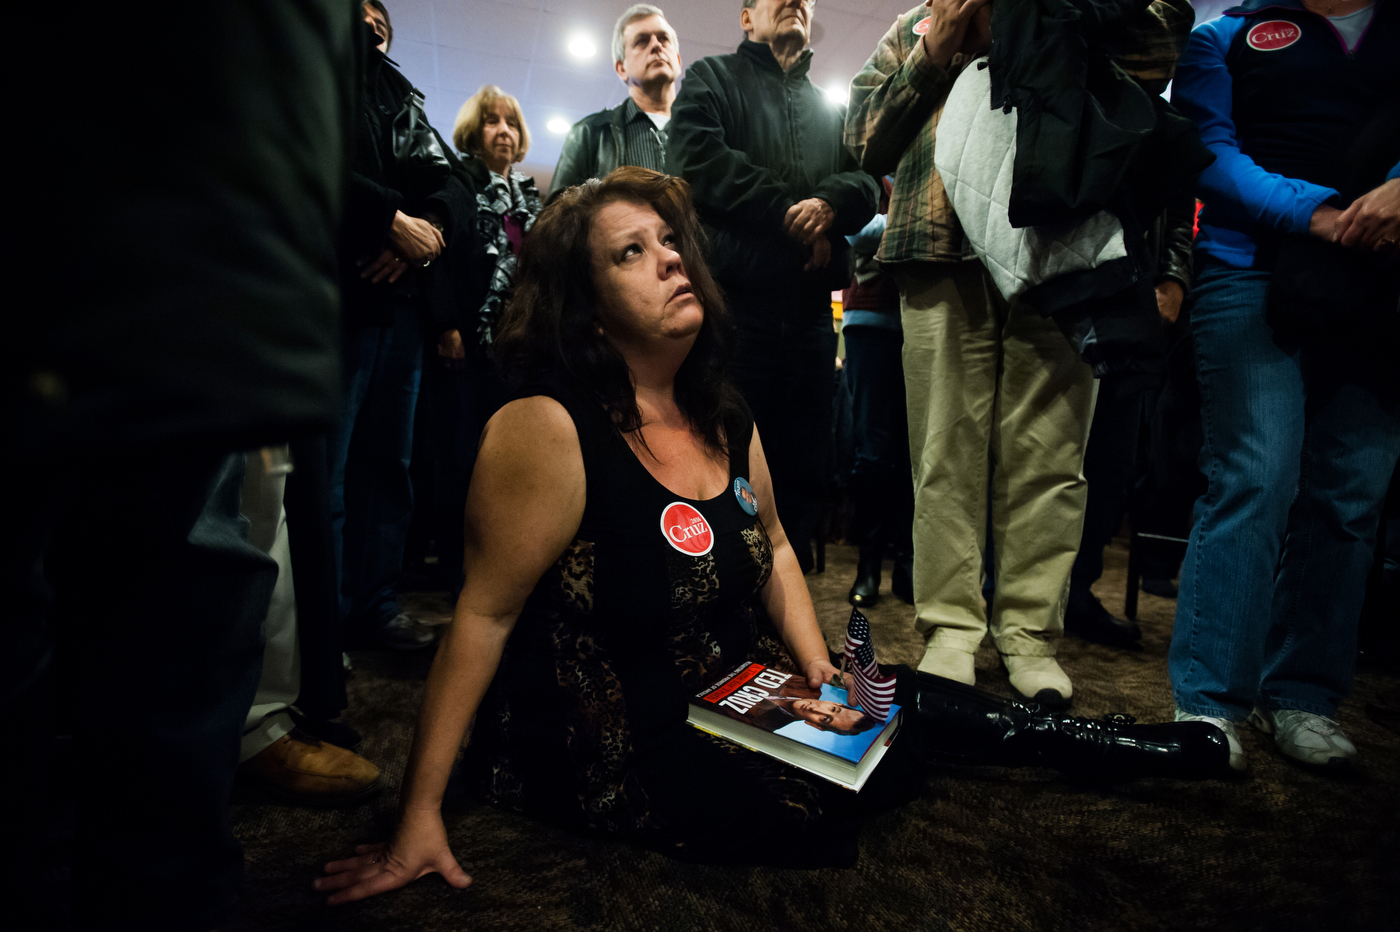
328, 304, 424, 630
1169, 256, 1400, 720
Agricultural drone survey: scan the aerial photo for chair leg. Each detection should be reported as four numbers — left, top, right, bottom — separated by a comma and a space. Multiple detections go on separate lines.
1128, 531, 1191, 615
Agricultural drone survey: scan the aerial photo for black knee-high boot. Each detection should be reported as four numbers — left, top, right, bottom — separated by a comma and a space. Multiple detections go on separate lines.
899, 668, 1231, 782
849, 545, 882, 606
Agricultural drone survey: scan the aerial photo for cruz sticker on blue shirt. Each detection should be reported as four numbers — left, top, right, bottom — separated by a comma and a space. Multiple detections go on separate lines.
733, 477, 758, 516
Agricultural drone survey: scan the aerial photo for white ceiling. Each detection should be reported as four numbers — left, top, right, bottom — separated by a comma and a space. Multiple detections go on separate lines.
386, 0, 927, 189
387, 0, 1228, 190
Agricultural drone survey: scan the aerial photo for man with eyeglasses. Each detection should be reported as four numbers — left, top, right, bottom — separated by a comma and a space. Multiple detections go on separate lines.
548, 5, 682, 201
667, 0, 879, 574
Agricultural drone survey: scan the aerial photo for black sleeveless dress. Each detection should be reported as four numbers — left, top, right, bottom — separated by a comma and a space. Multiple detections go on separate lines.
465, 386, 875, 866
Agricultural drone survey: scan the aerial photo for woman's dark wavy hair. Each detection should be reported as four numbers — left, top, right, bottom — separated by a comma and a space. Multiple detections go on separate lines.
495, 166, 746, 453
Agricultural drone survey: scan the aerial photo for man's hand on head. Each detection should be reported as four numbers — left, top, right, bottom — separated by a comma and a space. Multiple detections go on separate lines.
922, 0, 994, 68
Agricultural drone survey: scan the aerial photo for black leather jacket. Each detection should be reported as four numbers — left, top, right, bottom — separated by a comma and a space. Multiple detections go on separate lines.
341, 45, 418, 326
1150, 193, 1196, 296
547, 103, 629, 203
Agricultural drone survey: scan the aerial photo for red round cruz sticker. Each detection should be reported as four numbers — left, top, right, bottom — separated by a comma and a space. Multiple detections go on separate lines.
660, 501, 714, 556
1247, 20, 1302, 51
913, 16, 931, 36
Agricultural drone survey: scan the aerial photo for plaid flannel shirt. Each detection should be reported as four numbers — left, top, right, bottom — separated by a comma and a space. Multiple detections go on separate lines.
845, 1, 1194, 268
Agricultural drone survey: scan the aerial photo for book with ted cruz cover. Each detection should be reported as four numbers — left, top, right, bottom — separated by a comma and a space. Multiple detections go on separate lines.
686, 661, 902, 791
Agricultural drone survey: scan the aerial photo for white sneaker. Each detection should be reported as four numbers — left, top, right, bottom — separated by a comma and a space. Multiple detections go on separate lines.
918, 646, 976, 685
1248, 707, 1357, 770
1174, 708, 1247, 772
1004, 655, 1072, 709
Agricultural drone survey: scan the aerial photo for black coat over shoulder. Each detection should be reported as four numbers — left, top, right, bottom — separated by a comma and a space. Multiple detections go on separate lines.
340, 43, 454, 327
340, 45, 420, 327
422, 154, 496, 338
28, 0, 357, 449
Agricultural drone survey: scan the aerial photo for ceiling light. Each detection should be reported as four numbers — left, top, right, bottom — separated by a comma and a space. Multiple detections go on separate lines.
547, 117, 571, 134
567, 34, 596, 59
823, 82, 849, 106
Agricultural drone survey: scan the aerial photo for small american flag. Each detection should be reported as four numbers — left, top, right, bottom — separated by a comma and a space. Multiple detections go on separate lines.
843, 608, 897, 722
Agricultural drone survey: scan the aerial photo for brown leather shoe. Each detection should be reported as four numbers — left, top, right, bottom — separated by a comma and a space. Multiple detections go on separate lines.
241, 729, 383, 806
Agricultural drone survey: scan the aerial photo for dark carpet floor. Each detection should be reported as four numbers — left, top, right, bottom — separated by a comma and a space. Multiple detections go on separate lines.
229, 540, 1400, 932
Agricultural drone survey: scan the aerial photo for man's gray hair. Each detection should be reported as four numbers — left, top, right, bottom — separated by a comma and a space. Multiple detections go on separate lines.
612, 4, 676, 63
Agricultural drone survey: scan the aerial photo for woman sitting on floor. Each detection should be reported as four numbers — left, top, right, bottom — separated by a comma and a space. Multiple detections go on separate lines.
316, 167, 1230, 904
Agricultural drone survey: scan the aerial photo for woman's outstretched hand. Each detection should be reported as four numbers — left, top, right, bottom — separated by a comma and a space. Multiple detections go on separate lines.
803, 658, 842, 691
314, 811, 471, 905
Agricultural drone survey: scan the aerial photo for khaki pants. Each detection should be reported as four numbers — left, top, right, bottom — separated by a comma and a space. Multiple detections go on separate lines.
899, 262, 1097, 658
238, 448, 300, 761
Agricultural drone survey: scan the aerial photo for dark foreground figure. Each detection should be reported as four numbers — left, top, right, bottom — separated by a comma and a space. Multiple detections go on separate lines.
314, 169, 1227, 904
11, 2, 356, 928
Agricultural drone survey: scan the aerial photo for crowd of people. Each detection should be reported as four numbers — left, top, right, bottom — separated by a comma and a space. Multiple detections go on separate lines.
13, 0, 1397, 927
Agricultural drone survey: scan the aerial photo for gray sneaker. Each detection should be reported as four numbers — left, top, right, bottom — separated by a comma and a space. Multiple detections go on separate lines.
1174, 708, 1247, 772
1248, 707, 1357, 770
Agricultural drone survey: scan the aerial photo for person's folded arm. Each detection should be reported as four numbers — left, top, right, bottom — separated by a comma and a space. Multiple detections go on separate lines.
846, 212, 889, 255
665, 58, 795, 234
345, 171, 403, 258
314, 396, 586, 905
1172, 19, 1337, 234
845, 9, 957, 178
812, 147, 880, 237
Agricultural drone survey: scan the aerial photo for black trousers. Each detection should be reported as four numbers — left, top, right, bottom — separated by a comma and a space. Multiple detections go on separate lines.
727, 295, 838, 574
21, 451, 274, 931
285, 434, 348, 720
843, 324, 914, 556
1071, 372, 1153, 593
419, 344, 509, 595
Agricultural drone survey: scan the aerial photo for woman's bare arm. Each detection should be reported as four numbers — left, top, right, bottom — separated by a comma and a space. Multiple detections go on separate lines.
315, 395, 586, 904
748, 425, 841, 690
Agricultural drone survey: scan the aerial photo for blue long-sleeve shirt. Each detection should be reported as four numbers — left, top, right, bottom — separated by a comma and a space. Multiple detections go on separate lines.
1172, 0, 1398, 267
